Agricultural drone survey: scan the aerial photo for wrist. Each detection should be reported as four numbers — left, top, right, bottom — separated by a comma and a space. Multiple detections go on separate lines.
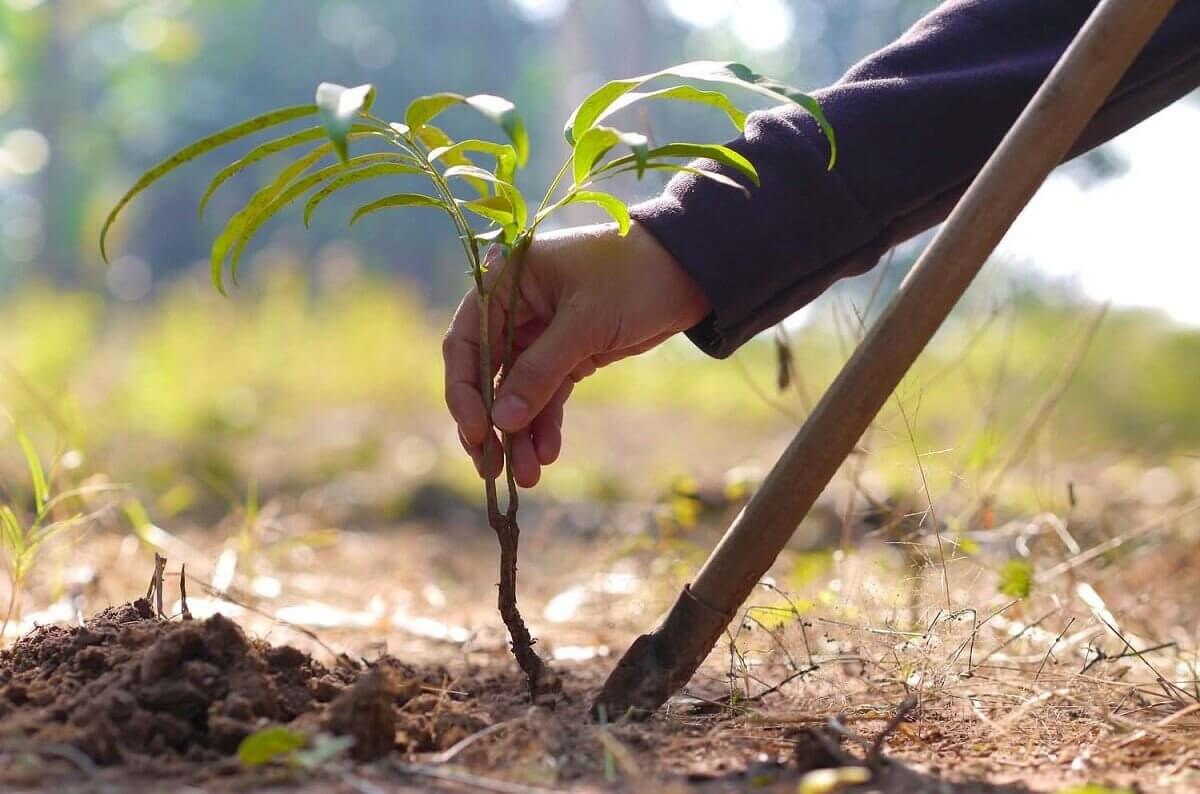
628, 219, 712, 330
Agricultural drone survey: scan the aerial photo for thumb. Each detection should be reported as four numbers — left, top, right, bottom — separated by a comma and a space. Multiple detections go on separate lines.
492, 317, 590, 433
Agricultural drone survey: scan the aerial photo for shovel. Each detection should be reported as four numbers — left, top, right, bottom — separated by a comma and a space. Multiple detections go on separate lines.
594, 0, 1177, 717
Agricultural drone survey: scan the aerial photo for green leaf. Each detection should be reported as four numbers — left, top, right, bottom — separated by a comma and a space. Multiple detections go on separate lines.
429, 140, 518, 183
209, 143, 335, 292
303, 161, 423, 226
237, 726, 307, 767
998, 559, 1034, 599
16, 428, 48, 514
605, 161, 750, 195
211, 151, 404, 290
228, 155, 412, 279
404, 93, 528, 166
100, 104, 318, 261
465, 94, 529, 167
457, 195, 515, 227
597, 85, 748, 132
602, 142, 758, 186
406, 92, 478, 130
198, 127, 325, 218
413, 126, 488, 197
474, 228, 507, 245
620, 131, 649, 178
564, 191, 631, 235
199, 125, 393, 218
316, 83, 376, 164
570, 127, 648, 184
350, 193, 445, 225
572, 127, 620, 185
564, 60, 835, 167
443, 165, 526, 227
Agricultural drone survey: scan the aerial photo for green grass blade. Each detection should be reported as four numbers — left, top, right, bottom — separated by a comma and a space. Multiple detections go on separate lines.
349, 193, 444, 224
565, 191, 631, 235
15, 428, 48, 514
100, 104, 318, 261
303, 161, 422, 226
1, 505, 26, 560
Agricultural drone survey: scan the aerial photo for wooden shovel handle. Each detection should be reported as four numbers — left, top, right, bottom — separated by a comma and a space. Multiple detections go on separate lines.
596, 0, 1177, 718
690, 0, 1177, 608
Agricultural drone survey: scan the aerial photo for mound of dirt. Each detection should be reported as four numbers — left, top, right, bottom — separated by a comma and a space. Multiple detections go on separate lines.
0, 600, 477, 775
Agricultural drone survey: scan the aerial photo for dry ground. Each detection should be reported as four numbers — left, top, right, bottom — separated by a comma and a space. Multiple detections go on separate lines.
3, 466, 1200, 793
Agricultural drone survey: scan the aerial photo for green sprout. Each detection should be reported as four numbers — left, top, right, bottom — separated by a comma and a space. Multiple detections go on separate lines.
99, 60, 835, 696
1, 416, 121, 639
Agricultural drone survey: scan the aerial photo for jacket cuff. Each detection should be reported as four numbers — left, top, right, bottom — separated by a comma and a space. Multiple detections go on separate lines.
629, 107, 878, 359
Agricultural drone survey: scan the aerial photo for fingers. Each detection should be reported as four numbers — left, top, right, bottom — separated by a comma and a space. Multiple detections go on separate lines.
443, 288, 507, 447
492, 316, 591, 433
532, 381, 570, 464
509, 430, 540, 488
443, 292, 488, 446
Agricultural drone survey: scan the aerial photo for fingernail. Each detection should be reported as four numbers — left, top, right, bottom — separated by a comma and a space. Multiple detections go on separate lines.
492, 395, 528, 431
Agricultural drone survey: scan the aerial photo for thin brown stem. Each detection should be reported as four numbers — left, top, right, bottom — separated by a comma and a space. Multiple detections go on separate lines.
474, 238, 558, 700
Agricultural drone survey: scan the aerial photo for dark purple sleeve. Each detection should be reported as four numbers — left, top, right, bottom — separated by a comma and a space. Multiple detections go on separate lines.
631, 0, 1200, 358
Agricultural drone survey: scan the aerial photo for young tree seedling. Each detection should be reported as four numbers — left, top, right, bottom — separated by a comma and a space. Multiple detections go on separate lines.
100, 61, 835, 699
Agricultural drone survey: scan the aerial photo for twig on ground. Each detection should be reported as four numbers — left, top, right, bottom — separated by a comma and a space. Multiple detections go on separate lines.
425, 718, 521, 765
867, 695, 919, 764
145, 552, 166, 618
1034, 616, 1075, 680
1038, 498, 1200, 582
393, 761, 565, 794
179, 563, 192, 621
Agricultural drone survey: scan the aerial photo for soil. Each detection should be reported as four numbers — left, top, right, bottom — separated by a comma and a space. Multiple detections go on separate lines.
0, 600, 1039, 792
0, 600, 483, 785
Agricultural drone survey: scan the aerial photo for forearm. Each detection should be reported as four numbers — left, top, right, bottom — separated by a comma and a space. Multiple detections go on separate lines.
632, 0, 1200, 358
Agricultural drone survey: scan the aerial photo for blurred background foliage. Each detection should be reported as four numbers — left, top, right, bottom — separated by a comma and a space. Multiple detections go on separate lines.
0, 0, 1197, 526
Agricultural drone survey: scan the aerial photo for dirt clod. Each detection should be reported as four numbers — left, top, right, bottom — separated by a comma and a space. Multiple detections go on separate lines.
0, 602, 466, 778
324, 667, 396, 761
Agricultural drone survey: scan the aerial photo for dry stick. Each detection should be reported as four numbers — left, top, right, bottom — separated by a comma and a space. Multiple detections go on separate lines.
179, 563, 192, 621
895, 391, 952, 611
145, 552, 167, 618
393, 761, 566, 794
594, 0, 1176, 717
1034, 616, 1076, 681
1036, 497, 1200, 583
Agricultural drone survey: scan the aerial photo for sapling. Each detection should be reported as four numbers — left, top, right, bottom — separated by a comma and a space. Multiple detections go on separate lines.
100, 61, 835, 698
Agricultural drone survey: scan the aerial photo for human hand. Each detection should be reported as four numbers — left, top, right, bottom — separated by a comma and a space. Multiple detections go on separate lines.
443, 221, 711, 487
